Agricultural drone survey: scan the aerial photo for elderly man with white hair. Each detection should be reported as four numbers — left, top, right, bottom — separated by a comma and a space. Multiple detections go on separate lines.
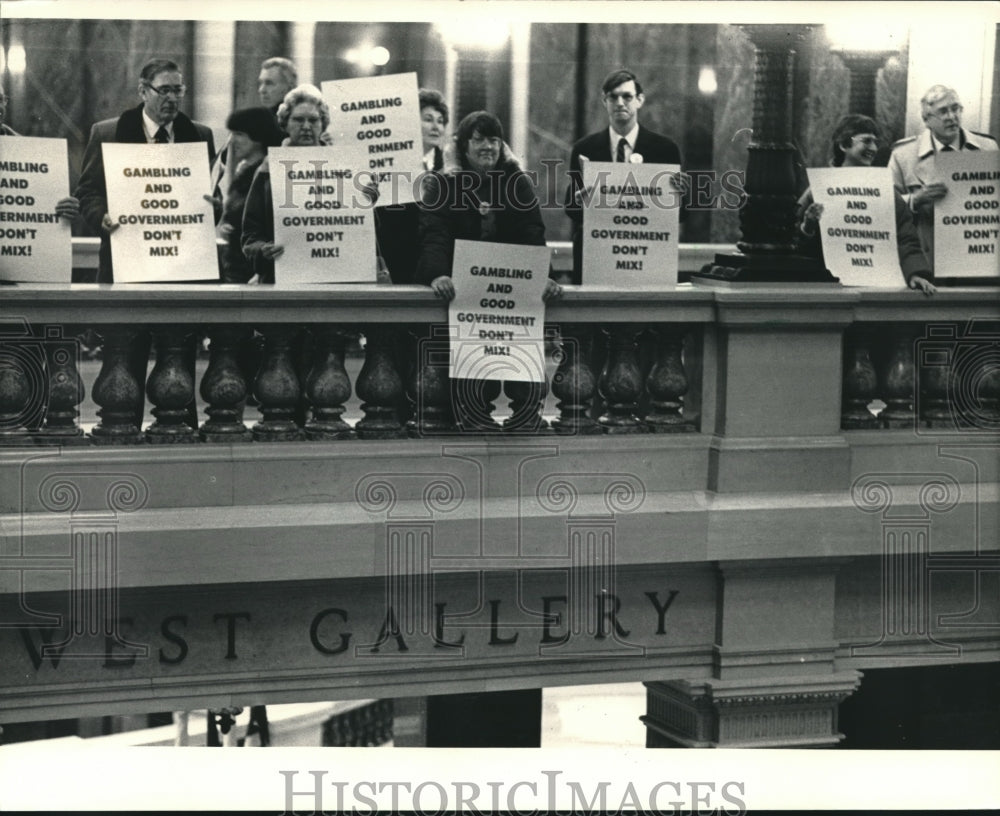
888, 84, 998, 263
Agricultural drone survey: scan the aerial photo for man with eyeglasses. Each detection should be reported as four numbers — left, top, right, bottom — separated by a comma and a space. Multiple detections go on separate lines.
563, 68, 685, 285
74, 58, 216, 431
889, 84, 998, 261
75, 58, 217, 284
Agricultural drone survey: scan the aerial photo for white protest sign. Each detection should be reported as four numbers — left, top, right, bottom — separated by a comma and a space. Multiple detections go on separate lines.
581, 160, 681, 287
102, 142, 217, 282
269, 146, 377, 283
322, 72, 423, 206
449, 239, 550, 383
0, 136, 72, 282
807, 167, 903, 286
935, 151, 1000, 279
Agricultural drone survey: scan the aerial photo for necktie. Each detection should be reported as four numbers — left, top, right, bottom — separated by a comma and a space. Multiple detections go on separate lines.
940, 144, 954, 152
616, 137, 628, 163
154, 126, 169, 144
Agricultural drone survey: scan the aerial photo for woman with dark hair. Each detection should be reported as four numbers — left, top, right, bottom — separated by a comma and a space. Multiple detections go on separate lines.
416, 110, 560, 432
219, 107, 285, 283
798, 113, 935, 294
416, 109, 560, 301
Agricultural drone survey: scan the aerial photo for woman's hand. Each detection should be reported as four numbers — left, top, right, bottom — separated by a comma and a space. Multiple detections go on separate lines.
430, 275, 455, 301
543, 278, 563, 302
909, 275, 936, 296
260, 243, 284, 260
800, 202, 824, 236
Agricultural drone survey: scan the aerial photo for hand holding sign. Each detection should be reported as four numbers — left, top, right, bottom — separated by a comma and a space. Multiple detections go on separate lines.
101, 141, 218, 282
913, 182, 948, 214
55, 197, 79, 221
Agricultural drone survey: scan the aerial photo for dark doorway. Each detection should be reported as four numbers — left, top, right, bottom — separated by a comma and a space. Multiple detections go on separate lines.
839, 662, 1000, 749
426, 689, 542, 747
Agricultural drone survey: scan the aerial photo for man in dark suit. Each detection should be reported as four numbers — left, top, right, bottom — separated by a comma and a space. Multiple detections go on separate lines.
564, 69, 685, 285
74, 58, 216, 431
75, 58, 217, 284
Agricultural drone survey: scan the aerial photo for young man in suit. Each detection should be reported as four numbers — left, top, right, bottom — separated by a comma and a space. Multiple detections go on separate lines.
564, 69, 686, 284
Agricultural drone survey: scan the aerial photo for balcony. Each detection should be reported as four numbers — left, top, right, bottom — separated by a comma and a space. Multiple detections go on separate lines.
0, 274, 998, 728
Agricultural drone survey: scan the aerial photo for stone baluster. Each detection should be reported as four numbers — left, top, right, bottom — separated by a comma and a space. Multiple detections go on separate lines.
146, 329, 198, 444
841, 326, 879, 430
199, 326, 251, 443
452, 377, 502, 433
550, 325, 602, 435
918, 334, 953, 429
251, 326, 304, 442
880, 326, 917, 428
304, 326, 355, 440
39, 331, 86, 443
598, 327, 645, 433
503, 378, 549, 433
967, 344, 1000, 430
91, 327, 145, 445
0, 337, 35, 445
643, 326, 695, 432
354, 327, 406, 439
406, 327, 456, 436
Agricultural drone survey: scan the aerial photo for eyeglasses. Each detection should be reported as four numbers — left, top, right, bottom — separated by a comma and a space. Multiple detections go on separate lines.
605, 92, 636, 103
469, 135, 501, 147
928, 103, 963, 119
851, 135, 880, 148
145, 84, 186, 98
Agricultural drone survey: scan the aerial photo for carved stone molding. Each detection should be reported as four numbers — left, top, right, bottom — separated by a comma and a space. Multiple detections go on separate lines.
643, 671, 861, 748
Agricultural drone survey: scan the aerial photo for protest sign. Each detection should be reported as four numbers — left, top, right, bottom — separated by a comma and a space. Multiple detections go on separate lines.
935, 151, 1000, 279
449, 239, 550, 383
581, 160, 681, 286
268, 146, 377, 283
0, 136, 72, 282
102, 142, 217, 282
806, 167, 903, 286
322, 72, 424, 206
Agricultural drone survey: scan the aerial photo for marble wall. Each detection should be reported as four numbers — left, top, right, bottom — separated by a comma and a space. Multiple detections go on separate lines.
0, 18, 956, 246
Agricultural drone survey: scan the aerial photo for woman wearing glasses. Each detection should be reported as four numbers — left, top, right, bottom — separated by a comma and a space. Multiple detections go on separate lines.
241, 84, 329, 284
798, 113, 935, 295
241, 84, 377, 284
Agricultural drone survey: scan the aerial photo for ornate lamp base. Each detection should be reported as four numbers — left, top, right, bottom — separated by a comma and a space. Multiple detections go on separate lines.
691, 252, 839, 284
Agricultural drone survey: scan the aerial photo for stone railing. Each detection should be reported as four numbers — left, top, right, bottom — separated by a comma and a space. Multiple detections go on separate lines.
0, 283, 710, 446
841, 291, 1000, 432
2, 283, 998, 448
322, 699, 394, 747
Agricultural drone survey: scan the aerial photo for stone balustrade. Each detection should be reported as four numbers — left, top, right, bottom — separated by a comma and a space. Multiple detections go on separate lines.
1, 283, 998, 449
0, 285, 707, 445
